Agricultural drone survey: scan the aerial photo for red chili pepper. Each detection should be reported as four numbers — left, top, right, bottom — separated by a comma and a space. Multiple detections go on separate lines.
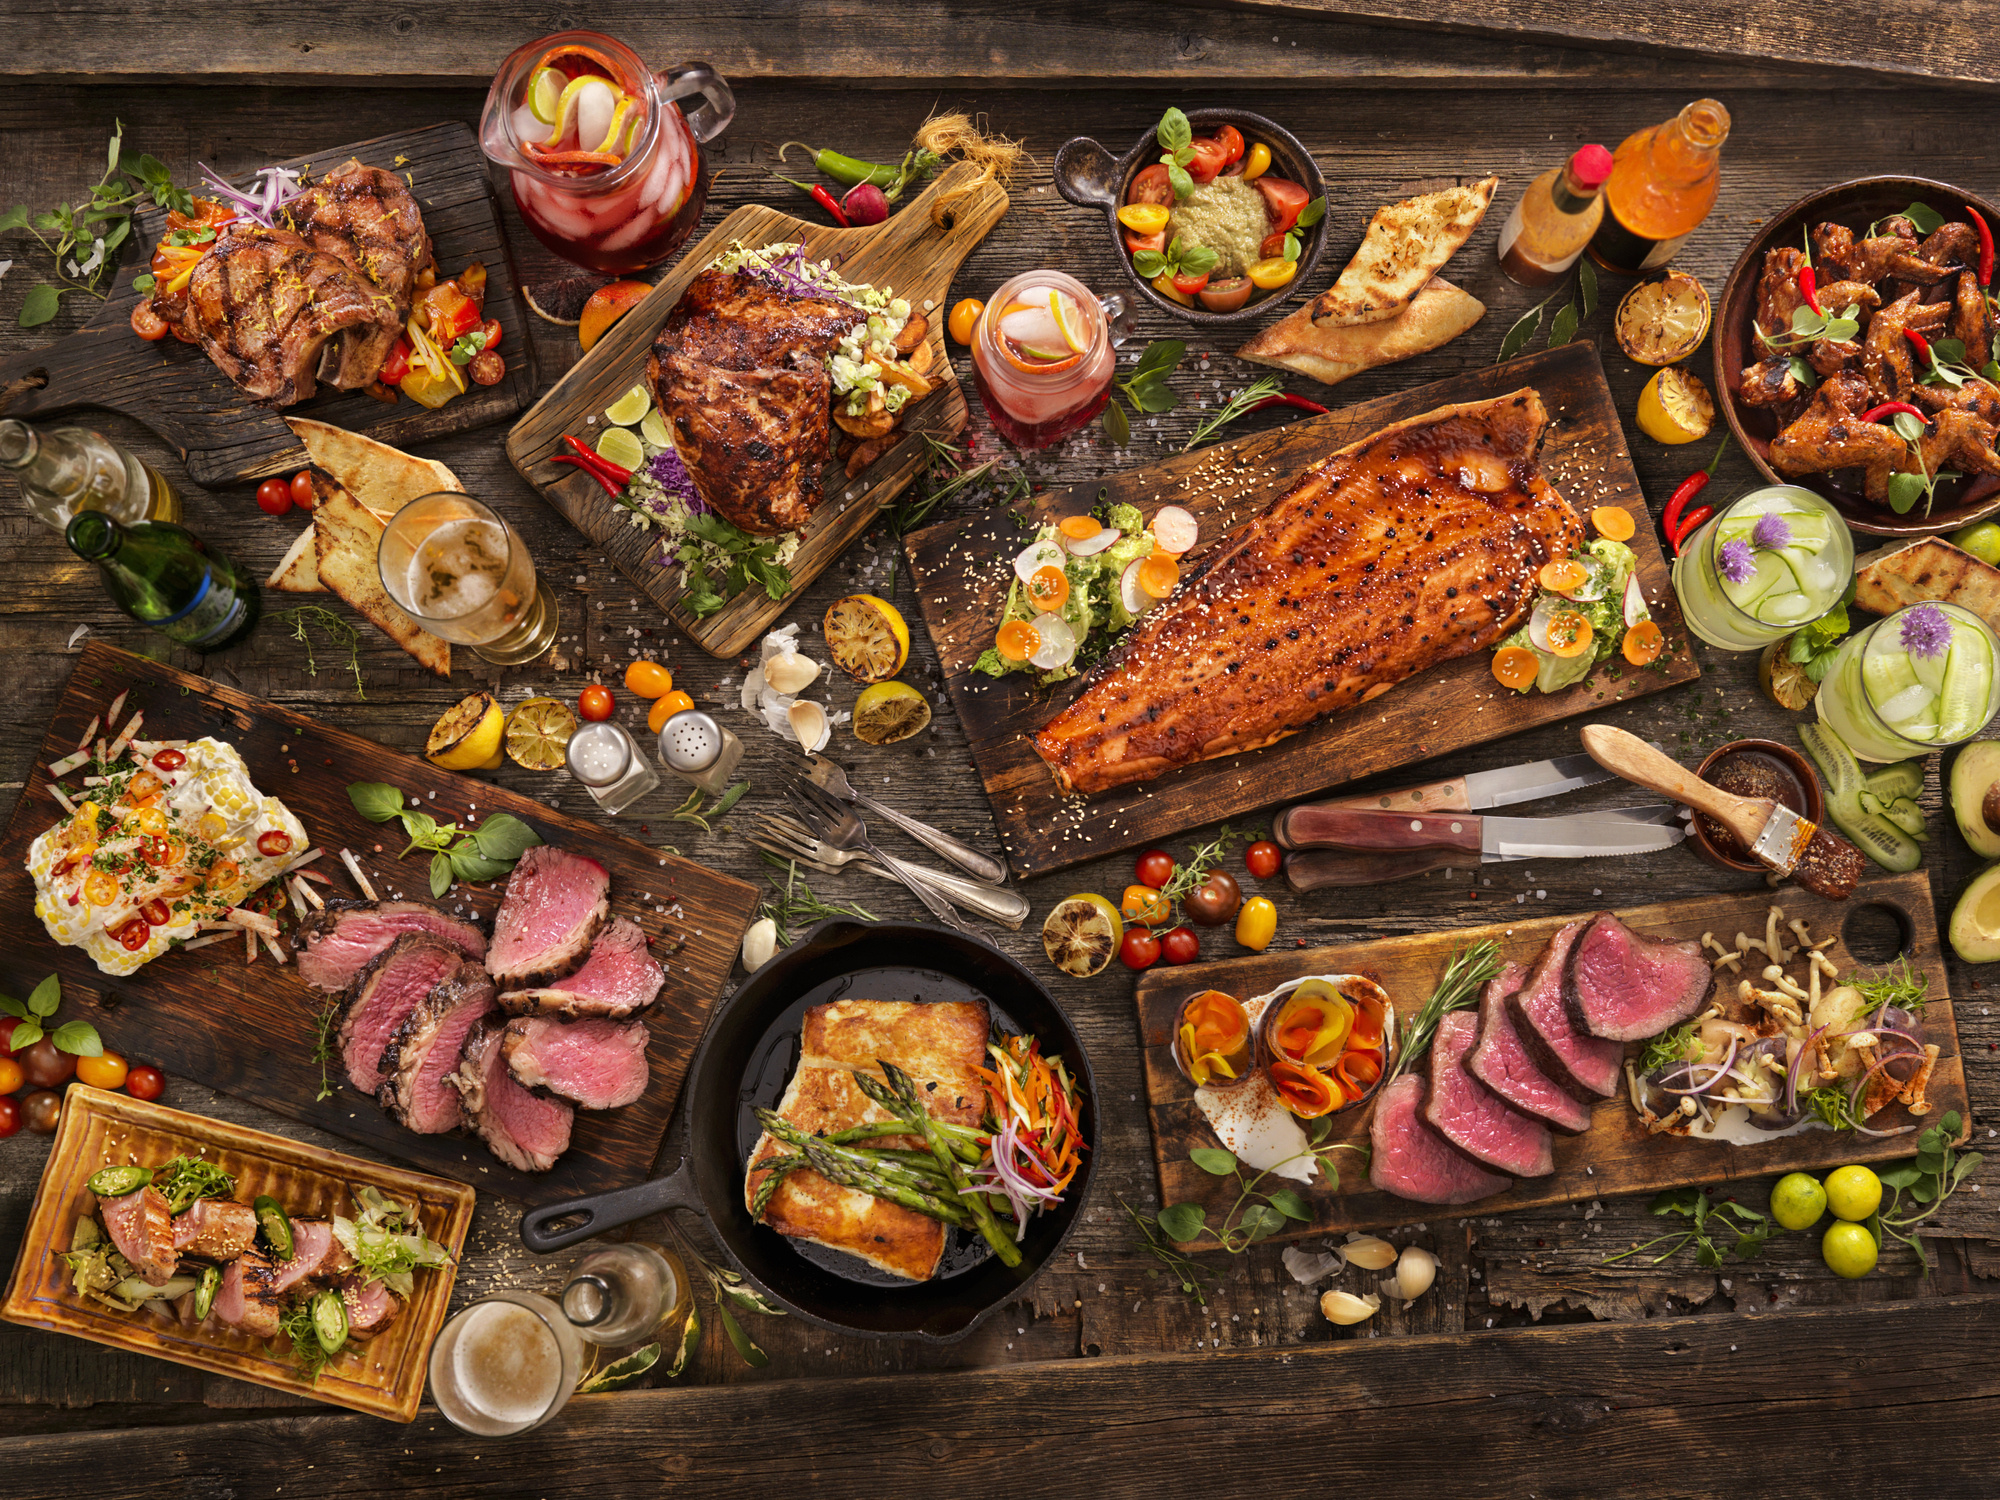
1662, 433, 1731, 536
1670, 505, 1714, 556
1859, 401, 1929, 425
774, 173, 849, 227
1969, 207, 1994, 287
1796, 264, 1822, 316
1251, 393, 1331, 416
1906, 327, 1933, 364
552, 433, 634, 497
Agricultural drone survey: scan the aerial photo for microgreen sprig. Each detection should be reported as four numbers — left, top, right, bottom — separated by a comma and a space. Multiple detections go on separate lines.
1884, 410, 1958, 517
1872, 1110, 1983, 1275
1147, 1124, 1368, 1258
1602, 1186, 1773, 1269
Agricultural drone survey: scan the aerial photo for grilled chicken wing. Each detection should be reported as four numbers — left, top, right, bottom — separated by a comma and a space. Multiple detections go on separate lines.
1768, 374, 1909, 501
1754, 247, 1808, 339
1952, 269, 1995, 367
1915, 377, 2000, 425
1814, 219, 1918, 285
1033, 391, 1580, 796
1918, 406, 2000, 486
1885, 222, 1979, 284
1864, 290, 1952, 406
1738, 358, 1808, 407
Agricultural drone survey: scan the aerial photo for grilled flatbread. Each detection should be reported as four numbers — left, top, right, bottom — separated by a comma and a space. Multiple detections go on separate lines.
1311, 176, 1499, 328
267, 525, 323, 592
1238, 277, 1486, 387
311, 487, 450, 679
284, 417, 462, 521
1854, 538, 2000, 634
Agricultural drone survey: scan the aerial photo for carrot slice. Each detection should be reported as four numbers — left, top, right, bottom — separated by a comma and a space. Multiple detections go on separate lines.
1058, 515, 1102, 541
1538, 558, 1590, 592
1591, 505, 1636, 541
1492, 645, 1539, 690
1623, 619, 1665, 665
996, 619, 1041, 662
1545, 612, 1593, 659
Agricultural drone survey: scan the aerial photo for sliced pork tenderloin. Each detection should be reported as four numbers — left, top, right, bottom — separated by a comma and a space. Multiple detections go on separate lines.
485, 846, 611, 990
1468, 963, 1594, 1134
171, 1198, 259, 1262
377, 959, 499, 1133
336, 932, 466, 1094
339, 1275, 401, 1339
294, 899, 486, 991
100, 1185, 178, 1286
1368, 1074, 1510, 1206
1508, 920, 1623, 1098
1565, 910, 1714, 1042
502, 1014, 651, 1110
450, 1016, 575, 1172
1425, 1011, 1555, 1178
498, 916, 663, 1020
215, 1252, 284, 1338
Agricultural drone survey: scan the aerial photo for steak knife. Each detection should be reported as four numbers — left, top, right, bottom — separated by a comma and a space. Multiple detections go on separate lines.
1284, 805, 1687, 891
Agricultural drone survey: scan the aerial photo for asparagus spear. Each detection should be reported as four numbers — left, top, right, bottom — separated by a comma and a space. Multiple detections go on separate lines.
864, 1063, 1022, 1269
786, 1133, 970, 1226
756, 1112, 956, 1192
825, 1116, 985, 1163
750, 1153, 804, 1218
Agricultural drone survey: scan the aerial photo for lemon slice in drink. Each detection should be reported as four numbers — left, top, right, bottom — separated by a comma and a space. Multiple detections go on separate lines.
604, 384, 651, 426
1050, 290, 1088, 353
641, 407, 674, 449
1615, 270, 1712, 366
596, 426, 645, 472
505, 697, 578, 771
528, 66, 565, 125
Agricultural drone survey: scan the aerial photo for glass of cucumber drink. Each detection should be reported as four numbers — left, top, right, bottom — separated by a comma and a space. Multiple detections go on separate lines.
1670, 485, 1853, 651
1817, 601, 2000, 762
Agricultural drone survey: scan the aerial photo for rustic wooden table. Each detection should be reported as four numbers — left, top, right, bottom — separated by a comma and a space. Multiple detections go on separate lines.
2, 8, 1997, 1495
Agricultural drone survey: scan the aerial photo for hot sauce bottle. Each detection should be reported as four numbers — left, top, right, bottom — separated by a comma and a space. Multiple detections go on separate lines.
1587, 100, 1732, 276
1496, 145, 1614, 287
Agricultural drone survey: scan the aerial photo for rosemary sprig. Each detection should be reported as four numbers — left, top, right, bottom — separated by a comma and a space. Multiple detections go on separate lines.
1181, 376, 1283, 452
1386, 940, 1504, 1085
757, 854, 877, 946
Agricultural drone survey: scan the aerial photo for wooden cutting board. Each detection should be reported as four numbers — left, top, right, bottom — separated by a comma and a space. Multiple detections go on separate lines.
1134, 873, 1969, 1246
0, 642, 760, 1205
505, 161, 1009, 659
0, 123, 537, 490
901, 341, 1703, 882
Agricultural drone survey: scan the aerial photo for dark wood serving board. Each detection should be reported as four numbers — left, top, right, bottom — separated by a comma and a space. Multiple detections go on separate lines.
0, 643, 760, 1205
0, 123, 538, 490
506, 161, 1009, 660
1135, 873, 1969, 1246
902, 341, 1702, 882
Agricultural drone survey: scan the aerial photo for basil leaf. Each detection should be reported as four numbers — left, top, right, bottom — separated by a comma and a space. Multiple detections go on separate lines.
52, 1019, 102, 1057
1188, 1147, 1238, 1176
471, 813, 542, 862
1892, 411, 1926, 443
1934, 337, 1970, 365
1102, 399, 1131, 446
0, 996, 26, 1021
1903, 201, 1945, 234
448, 850, 513, 885
27, 973, 62, 1018
1295, 194, 1326, 229
1179, 242, 1218, 278
1166, 163, 1193, 201
429, 852, 453, 898
131, 273, 155, 294
1155, 1202, 1206, 1242
8, 1022, 42, 1051
347, 781, 407, 823
1130, 376, 1178, 415
1156, 107, 1192, 153
1268, 1188, 1313, 1222
1132, 251, 1165, 279
1824, 317, 1859, 342
1134, 339, 1186, 378
1282, 231, 1301, 262
20, 284, 61, 328
1887, 471, 1925, 514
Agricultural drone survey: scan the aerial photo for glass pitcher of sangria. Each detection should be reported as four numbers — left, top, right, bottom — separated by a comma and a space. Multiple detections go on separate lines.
480, 31, 733, 274
971, 271, 1128, 449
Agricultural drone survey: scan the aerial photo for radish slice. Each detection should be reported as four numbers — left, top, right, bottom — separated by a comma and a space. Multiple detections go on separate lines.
1014, 540, 1066, 583
1064, 525, 1122, 557
1623, 574, 1649, 628
1556, 560, 1608, 601
1151, 505, 1198, 555
1119, 558, 1159, 618
1027, 612, 1077, 670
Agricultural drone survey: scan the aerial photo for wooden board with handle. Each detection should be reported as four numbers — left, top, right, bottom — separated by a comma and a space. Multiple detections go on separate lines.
0, 642, 760, 1205
505, 161, 1009, 660
902, 341, 1701, 882
0, 123, 538, 490
1133, 872, 1968, 1245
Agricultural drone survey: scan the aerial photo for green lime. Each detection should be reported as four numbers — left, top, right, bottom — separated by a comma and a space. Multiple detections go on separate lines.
1950, 519, 2000, 566
596, 425, 645, 472
641, 407, 673, 450
604, 384, 651, 426
1824, 1163, 1883, 1222
528, 65, 564, 126
1821, 1220, 1879, 1279
1769, 1171, 1828, 1231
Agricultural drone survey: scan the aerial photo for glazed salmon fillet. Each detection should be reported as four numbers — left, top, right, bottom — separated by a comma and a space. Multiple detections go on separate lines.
1034, 390, 1581, 796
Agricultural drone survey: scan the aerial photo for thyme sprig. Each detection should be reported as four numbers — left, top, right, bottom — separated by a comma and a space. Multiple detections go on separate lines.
276, 606, 366, 699
757, 853, 877, 946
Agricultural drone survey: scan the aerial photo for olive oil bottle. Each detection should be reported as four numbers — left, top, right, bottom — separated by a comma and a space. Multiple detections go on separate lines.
66, 512, 261, 651
0, 418, 181, 532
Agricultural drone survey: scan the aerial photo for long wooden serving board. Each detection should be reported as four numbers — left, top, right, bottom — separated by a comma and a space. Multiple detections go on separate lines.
0, 643, 760, 1204
1134, 873, 1969, 1245
3, 1087, 475, 1423
0, 123, 537, 490
506, 161, 1009, 659
902, 341, 1701, 882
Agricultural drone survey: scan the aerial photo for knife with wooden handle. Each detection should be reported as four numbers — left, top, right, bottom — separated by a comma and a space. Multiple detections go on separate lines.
1282, 803, 1687, 890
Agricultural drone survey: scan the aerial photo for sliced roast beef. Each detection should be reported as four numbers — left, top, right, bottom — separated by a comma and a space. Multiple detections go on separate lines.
377, 959, 498, 1133
501, 1014, 650, 1110
1425, 1011, 1555, 1178
1368, 1075, 1510, 1206
339, 1274, 401, 1339
1565, 910, 1714, 1042
215, 1252, 284, 1338
337, 932, 466, 1094
295, 899, 487, 991
498, 916, 663, 1020
485, 846, 611, 990
450, 1016, 575, 1173
171, 1198, 259, 1261
1509, 920, 1623, 1098
1469, 963, 1594, 1134
101, 1185, 178, 1286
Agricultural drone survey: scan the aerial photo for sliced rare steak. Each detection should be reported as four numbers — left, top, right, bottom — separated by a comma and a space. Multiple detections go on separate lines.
1565, 910, 1714, 1042
337, 932, 466, 1095
171, 1198, 259, 1261
101, 1185, 178, 1285
485, 846, 611, 990
1368, 1075, 1510, 1206
294, 899, 486, 991
1468, 963, 1593, 1134
377, 958, 499, 1133
1425, 1011, 1555, 1178
258, 1219, 339, 1295
501, 1014, 651, 1110
1508, 920, 1623, 1098
339, 1274, 401, 1339
215, 1252, 284, 1337
450, 1016, 575, 1173
498, 916, 664, 1019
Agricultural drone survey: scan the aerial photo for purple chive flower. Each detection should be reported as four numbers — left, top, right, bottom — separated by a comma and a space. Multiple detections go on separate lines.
1717, 538, 1756, 585
1751, 513, 1792, 550
1901, 603, 1952, 659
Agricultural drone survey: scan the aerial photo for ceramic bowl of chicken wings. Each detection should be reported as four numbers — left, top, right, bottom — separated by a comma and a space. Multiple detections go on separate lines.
1715, 175, 2000, 538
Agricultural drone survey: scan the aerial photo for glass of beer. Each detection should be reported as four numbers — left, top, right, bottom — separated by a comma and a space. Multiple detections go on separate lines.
429, 1291, 585, 1437
378, 493, 560, 665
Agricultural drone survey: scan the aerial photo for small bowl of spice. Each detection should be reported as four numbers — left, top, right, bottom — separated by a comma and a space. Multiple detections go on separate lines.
1690, 739, 1825, 874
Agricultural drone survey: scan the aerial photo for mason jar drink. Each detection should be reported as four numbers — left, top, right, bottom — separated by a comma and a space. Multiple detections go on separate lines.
970, 271, 1124, 449
1816, 601, 2000, 761
1670, 485, 1853, 651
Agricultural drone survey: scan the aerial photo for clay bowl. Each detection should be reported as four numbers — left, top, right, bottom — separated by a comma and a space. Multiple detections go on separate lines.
1688, 738, 1826, 875
1051, 108, 1328, 329
1713, 174, 2000, 539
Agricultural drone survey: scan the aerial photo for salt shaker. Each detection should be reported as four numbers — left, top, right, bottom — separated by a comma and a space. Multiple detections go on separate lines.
565, 721, 661, 815
657, 709, 743, 796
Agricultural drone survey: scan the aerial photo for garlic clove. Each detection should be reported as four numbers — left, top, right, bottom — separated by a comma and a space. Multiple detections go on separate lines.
787, 700, 831, 753
1320, 1290, 1381, 1326
764, 651, 821, 695
1393, 1244, 1438, 1301
1280, 1245, 1343, 1285
740, 916, 778, 972
1340, 1234, 1398, 1270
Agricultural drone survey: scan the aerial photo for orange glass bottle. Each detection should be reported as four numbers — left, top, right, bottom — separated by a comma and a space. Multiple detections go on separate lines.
1587, 100, 1731, 276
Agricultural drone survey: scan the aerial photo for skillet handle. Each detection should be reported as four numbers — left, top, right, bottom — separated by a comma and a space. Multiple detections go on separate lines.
519, 1158, 700, 1253
1052, 136, 1119, 209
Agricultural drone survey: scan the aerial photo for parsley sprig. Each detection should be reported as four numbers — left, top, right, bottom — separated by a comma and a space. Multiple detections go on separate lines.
1603, 1186, 1773, 1268
347, 781, 543, 898
675, 512, 795, 620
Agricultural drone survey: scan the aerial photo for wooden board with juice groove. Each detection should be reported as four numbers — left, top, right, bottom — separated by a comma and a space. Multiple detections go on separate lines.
1133, 873, 1969, 1246
2, 1086, 475, 1423
902, 341, 1700, 882
0, 122, 538, 490
505, 161, 1008, 660
0, 642, 759, 1205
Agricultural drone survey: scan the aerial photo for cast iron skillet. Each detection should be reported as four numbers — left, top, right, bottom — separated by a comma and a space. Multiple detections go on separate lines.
520, 920, 1098, 1344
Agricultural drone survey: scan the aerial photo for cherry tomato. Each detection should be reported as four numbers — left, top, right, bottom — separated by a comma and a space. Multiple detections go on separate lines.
1235, 896, 1278, 952
0, 1016, 19, 1053
624, 661, 673, 698
0, 1095, 18, 1137
116, 918, 152, 953
1185, 870, 1243, 927
130, 301, 170, 340
0, 1056, 22, 1094
256, 829, 293, 857
1260, 230, 1290, 261
1125, 229, 1168, 257
479, 318, 503, 351
1135, 849, 1177, 888
20, 1038, 75, 1089
124, 1065, 166, 1102
255, 477, 293, 516
578, 684, 616, 722
1198, 277, 1254, 313
1213, 125, 1246, 166
22, 1089, 61, 1134
1126, 164, 1174, 207
648, 690, 696, 735
75, 1051, 128, 1091
140, 898, 172, 926
1256, 177, 1311, 235
947, 298, 985, 345
1121, 885, 1170, 928
1245, 840, 1282, 880
1119, 927, 1161, 971
1160, 926, 1201, 965
151, 747, 187, 771
290, 470, 317, 510
1171, 268, 1211, 296
1186, 137, 1230, 185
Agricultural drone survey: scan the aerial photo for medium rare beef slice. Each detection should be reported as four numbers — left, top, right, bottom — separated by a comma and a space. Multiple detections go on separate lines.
1368, 1075, 1510, 1206
1425, 1011, 1555, 1178
450, 1016, 575, 1172
1564, 911, 1714, 1043
1468, 964, 1593, 1134
1508, 920, 1623, 1098
498, 915, 664, 1020
171, 1198, 259, 1261
294, 899, 487, 991
501, 1014, 651, 1110
485, 846, 610, 990
377, 960, 499, 1133
337, 932, 467, 1094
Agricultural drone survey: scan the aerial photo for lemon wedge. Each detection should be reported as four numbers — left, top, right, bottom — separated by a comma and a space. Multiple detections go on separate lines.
604, 384, 651, 426
1615, 270, 1712, 367
1041, 894, 1123, 978
1635, 367, 1716, 445
824, 594, 910, 682
596, 425, 645, 472
851, 681, 931, 745
427, 693, 505, 772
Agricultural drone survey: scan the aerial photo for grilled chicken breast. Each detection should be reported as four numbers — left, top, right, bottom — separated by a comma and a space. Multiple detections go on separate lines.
1034, 390, 1580, 796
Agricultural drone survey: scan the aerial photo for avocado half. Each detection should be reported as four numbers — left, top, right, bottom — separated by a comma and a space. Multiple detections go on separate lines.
1950, 861, 2000, 962
1950, 741, 2000, 859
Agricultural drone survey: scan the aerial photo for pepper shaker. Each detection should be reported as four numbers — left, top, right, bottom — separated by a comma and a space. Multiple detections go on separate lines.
657, 709, 743, 796
565, 721, 661, 815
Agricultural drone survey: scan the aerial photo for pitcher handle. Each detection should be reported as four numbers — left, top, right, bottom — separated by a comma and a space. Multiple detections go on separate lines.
1098, 293, 1132, 350
657, 61, 735, 144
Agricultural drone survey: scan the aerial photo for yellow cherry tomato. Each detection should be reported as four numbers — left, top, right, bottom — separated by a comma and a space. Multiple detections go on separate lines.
204, 858, 239, 892
647, 690, 696, 735
0, 1056, 21, 1094
1117, 203, 1171, 235
128, 807, 168, 836
1151, 271, 1193, 307
1235, 896, 1277, 951
75, 1051, 129, 1090
947, 297, 985, 345
624, 661, 673, 699
1241, 142, 1272, 181
1247, 257, 1299, 291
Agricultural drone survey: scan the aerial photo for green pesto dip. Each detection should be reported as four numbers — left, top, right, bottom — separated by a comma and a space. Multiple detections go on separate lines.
1165, 175, 1269, 277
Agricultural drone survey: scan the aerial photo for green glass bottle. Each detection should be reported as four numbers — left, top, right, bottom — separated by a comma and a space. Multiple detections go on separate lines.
65, 512, 261, 651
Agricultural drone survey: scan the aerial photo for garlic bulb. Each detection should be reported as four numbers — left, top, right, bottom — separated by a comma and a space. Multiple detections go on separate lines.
740, 917, 777, 972
1392, 1244, 1438, 1301
1340, 1234, 1398, 1271
787, 700, 831, 753
1320, 1290, 1381, 1326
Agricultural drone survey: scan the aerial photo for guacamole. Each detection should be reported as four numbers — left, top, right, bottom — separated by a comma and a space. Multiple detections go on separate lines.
1166, 176, 1269, 277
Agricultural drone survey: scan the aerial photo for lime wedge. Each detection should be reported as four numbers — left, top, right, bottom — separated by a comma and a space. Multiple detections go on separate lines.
528, 65, 564, 125
596, 426, 645, 472
604, 384, 651, 426
641, 407, 674, 449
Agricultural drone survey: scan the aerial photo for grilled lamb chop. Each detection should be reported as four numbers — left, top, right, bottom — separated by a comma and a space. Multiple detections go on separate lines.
294, 899, 487, 992
377, 958, 499, 1133
337, 932, 467, 1094
485, 846, 610, 991
501, 1014, 651, 1110
171, 1198, 259, 1262
498, 915, 663, 1020
450, 1016, 574, 1173
100, 1185, 178, 1286
288, 161, 433, 388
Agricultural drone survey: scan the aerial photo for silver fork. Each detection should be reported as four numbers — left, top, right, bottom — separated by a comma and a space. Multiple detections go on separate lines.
746, 814, 1028, 930
782, 775, 971, 932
